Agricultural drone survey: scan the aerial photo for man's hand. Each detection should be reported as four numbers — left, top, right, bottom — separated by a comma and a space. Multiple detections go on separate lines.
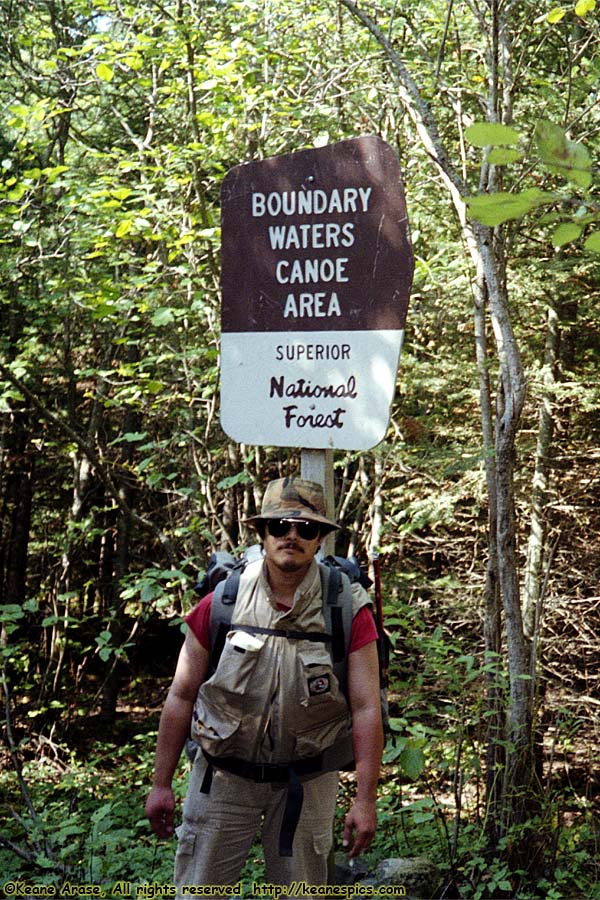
145, 785, 176, 839
343, 797, 377, 858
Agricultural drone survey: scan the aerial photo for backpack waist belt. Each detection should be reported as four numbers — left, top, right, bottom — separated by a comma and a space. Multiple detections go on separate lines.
200, 750, 324, 857
202, 750, 324, 782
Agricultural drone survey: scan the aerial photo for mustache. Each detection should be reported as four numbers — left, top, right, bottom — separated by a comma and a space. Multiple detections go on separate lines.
280, 541, 302, 551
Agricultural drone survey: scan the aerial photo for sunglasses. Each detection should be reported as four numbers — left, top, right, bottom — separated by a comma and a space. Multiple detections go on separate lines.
265, 518, 321, 541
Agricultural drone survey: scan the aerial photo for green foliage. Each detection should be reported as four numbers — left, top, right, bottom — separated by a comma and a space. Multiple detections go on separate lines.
1, 1, 599, 898
364, 599, 600, 899
465, 114, 598, 243
467, 188, 556, 228
0, 733, 177, 886
465, 123, 521, 149
535, 121, 593, 190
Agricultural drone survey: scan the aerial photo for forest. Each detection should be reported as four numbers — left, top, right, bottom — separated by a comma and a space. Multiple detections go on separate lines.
1, 0, 599, 897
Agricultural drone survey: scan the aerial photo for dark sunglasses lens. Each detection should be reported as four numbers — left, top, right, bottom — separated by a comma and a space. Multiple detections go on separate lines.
267, 519, 290, 538
296, 520, 320, 540
267, 519, 320, 540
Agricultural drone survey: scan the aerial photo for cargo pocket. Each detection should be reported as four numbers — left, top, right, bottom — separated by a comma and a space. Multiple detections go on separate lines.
294, 647, 350, 758
312, 825, 334, 859
174, 824, 197, 886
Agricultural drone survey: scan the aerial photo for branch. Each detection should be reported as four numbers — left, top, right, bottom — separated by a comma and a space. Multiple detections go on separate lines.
339, 0, 468, 206
0, 834, 37, 864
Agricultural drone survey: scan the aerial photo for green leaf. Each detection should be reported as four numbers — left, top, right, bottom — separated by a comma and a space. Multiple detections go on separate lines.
0, 603, 25, 622
547, 7, 567, 22
123, 54, 143, 71
34, 854, 57, 870
151, 307, 175, 326
575, 0, 596, 16
96, 62, 114, 82
399, 744, 426, 781
465, 122, 521, 148
413, 810, 435, 823
122, 431, 148, 442
7, 183, 27, 201
467, 188, 554, 226
487, 148, 523, 165
217, 472, 253, 489
535, 120, 592, 189
115, 218, 133, 237
141, 581, 160, 603
552, 223, 582, 246
111, 187, 133, 201
584, 232, 600, 252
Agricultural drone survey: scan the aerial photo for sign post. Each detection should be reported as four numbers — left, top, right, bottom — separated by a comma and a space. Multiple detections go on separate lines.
300, 448, 335, 553
220, 135, 413, 529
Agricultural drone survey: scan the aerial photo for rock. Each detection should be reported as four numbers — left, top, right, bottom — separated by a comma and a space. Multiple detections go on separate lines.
334, 852, 369, 885
374, 856, 442, 898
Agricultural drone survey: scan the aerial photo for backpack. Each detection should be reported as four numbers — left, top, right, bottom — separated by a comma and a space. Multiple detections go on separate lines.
194, 546, 390, 738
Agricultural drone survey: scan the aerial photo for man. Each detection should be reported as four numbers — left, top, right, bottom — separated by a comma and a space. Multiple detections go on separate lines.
145, 476, 383, 895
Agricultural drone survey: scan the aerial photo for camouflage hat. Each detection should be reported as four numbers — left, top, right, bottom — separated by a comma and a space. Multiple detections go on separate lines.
246, 476, 340, 532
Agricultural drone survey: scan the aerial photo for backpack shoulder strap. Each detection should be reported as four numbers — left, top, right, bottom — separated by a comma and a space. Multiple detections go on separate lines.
209, 570, 242, 673
319, 562, 353, 697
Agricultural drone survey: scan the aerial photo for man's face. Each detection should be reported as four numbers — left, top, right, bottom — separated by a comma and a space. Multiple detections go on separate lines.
262, 518, 322, 574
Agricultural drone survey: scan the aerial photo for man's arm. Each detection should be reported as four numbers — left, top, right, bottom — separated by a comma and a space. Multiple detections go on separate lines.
343, 639, 384, 858
145, 629, 209, 838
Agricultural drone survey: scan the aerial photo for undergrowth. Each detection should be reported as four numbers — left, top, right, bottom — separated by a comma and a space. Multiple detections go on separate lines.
1, 606, 599, 899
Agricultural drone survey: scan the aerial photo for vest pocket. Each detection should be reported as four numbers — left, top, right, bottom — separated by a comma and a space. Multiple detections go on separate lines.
293, 647, 350, 758
193, 631, 270, 758
209, 630, 265, 698
295, 711, 350, 758
193, 703, 242, 756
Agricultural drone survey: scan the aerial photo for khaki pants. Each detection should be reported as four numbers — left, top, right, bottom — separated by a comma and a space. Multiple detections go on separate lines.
174, 754, 339, 899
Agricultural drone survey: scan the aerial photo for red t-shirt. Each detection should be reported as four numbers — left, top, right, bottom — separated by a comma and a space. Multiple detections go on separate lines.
186, 592, 377, 654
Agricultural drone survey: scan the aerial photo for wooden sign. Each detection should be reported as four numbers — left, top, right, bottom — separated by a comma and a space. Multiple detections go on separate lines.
220, 135, 413, 450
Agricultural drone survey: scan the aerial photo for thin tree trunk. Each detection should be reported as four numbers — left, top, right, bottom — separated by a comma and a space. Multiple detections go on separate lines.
473, 278, 504, 833
523, 302, 559, 642
368, 456, 384, 556
340, 0, 534, 837
0, 418, 33, 607
0, 295, 34, 611
99, 341, 139, 724
475, 223, 532, 830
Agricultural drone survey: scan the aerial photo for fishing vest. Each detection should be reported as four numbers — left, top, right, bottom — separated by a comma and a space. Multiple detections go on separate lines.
191, 557, 372, 768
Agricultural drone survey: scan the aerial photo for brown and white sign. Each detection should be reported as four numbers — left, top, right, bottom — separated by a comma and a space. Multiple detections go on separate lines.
220, 135, 413, 450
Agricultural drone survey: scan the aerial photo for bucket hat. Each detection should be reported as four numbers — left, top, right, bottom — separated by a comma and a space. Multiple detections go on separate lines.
245, 476, 340, 532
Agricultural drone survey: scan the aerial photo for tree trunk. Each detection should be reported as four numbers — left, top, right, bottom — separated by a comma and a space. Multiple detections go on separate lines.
523, 302, 560, 643
475, 223, 532, 830
340, 0, 535, 838
474, 279, 505, 833
0, 415, 33, 608
99, 342, 139, 725
0, 297, 34, 611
